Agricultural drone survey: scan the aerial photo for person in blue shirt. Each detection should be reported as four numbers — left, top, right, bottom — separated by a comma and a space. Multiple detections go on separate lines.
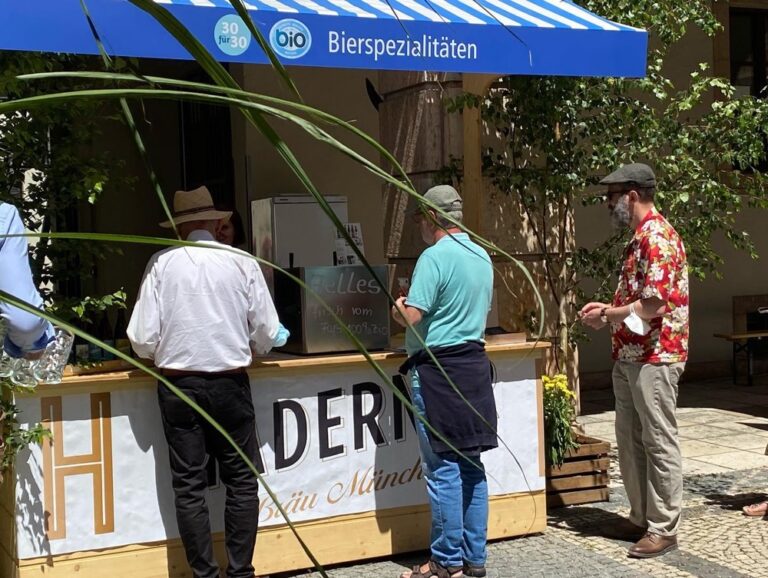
391, 185, 494, 578
0, 202, 53, 357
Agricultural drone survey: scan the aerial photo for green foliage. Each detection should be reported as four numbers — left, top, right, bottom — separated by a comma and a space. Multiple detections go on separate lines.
67, 290, 128, 324
542, 374, 578, 466
449, 1, 768, 365
0, 8, 534, 573
0, 53, 128, 482
0, 52, 128, 321
0, 387, 51, 483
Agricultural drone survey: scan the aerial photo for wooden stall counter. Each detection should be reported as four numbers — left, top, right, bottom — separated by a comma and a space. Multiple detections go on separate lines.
3, 340, 549, 578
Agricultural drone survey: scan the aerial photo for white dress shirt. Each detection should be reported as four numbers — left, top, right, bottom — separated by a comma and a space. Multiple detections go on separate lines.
127, 230, 280, 372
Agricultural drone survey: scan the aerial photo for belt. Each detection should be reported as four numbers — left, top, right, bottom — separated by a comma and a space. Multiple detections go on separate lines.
160, 367, 248, 377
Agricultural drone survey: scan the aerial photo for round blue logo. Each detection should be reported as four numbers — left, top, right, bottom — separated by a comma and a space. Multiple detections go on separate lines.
214, 15, 252, 56
269, 19, 311, 60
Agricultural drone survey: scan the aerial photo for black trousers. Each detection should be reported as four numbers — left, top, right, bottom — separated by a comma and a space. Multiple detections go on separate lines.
158, 373, 260, 578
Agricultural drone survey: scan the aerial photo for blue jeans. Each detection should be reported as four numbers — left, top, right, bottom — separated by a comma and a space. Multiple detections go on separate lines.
410, 372, 488, 569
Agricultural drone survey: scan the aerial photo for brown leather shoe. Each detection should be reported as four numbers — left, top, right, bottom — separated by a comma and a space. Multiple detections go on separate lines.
628, 532, 678, 558
602, 518, 646, 541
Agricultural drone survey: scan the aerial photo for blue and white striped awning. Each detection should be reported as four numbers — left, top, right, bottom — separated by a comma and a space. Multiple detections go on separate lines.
0, 0, 646, 77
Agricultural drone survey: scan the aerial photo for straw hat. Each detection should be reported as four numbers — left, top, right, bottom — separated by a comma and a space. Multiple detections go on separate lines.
159, 186, 232, 228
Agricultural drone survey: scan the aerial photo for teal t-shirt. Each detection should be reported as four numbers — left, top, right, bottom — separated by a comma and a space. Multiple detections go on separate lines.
405, 233, 493, 356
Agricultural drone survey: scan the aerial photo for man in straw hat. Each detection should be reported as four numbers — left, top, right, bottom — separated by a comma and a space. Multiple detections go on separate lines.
391, 185, 495, 578
129, 186, 285, 578
580, 164, 688, 558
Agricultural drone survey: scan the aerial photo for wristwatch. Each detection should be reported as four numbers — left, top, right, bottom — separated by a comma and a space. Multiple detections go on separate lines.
599, 307, 609, 324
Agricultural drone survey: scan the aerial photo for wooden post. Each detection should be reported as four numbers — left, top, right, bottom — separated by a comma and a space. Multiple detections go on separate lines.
462, 74, 498, 235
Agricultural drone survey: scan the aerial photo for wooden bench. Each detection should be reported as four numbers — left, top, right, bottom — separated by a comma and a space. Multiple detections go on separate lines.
714, 331, 768, 387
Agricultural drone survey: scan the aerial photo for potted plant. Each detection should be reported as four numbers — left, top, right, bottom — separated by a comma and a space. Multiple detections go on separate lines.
543, 374, 611, 508
542, 373, 579, 467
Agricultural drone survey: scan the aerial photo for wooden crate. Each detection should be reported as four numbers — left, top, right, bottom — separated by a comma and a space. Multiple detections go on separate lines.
545, 434, 610, 508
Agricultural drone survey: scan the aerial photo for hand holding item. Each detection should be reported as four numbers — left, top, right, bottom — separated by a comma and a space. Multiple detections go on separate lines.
580, 302, 605, 316
391, 296, 407, 322
579, 302, 609, 330
624, 302, 651, 335
272, 323, 290, 348
0, 327, 75, 389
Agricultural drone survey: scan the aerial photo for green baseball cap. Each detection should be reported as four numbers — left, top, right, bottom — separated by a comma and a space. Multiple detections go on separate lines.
410, 185, 463, 216
599, 163, 656, 188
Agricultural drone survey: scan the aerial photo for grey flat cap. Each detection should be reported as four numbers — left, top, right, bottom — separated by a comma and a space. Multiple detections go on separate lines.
599, 163, 656, 188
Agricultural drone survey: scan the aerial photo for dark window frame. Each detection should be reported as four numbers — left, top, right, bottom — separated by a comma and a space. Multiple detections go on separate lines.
730, 8, 767, 97
729, 9, 768, 171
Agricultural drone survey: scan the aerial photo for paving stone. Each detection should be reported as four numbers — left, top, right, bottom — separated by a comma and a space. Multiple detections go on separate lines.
692, 450, 768, 470
678, 423, 742, 440
708, 433, 768, 451
275, 392, 768, 578
682, 457, 734, 475
679, 439, 732, 458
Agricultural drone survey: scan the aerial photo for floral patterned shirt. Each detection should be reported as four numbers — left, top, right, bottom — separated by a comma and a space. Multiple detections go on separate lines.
611, 208, 689, 363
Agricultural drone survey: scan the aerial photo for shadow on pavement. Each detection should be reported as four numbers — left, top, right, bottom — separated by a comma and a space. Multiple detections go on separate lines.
703, 491, 768, 515
547, 505, 632, 540
740, 421, 768, 432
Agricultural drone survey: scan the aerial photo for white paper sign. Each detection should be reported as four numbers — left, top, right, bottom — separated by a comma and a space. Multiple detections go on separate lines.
335, 222, 365, 265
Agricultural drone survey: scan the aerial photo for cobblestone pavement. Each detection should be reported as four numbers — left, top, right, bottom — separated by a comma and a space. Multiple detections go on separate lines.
276, 379, 768, 578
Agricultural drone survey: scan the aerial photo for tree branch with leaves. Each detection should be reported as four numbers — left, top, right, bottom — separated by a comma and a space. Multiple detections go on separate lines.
449, 0, 768, 379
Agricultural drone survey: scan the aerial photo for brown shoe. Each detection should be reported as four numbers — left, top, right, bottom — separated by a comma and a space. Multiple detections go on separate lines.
602, 518, 647, 541
628, 532, 678, 558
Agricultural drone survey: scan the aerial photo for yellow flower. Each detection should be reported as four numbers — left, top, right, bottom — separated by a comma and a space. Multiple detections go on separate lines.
543, 374, 574, 398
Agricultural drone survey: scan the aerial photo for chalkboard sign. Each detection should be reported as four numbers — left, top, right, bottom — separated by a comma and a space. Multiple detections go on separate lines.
274, 266, 390, 354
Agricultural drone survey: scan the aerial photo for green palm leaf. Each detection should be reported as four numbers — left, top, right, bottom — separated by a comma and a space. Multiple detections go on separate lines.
1, 80, 547, 510
2, 0, 551, 560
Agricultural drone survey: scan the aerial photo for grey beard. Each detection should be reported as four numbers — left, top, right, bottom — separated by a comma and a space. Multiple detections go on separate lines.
611, 204, 631, 230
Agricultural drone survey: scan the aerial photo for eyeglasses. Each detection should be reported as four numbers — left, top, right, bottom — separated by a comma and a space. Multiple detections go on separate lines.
604, 189, 632, 203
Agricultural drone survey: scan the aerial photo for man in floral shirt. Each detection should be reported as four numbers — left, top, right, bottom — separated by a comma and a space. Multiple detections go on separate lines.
581, 163, 688, 559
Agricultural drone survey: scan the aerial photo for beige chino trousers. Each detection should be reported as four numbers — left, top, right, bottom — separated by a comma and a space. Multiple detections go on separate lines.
612, 360, 686, 537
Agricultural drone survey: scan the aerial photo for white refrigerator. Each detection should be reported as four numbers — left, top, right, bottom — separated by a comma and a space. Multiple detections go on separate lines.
251, 195, 349, 268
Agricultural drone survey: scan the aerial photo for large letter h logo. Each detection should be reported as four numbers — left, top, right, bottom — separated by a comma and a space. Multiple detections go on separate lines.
41, 393, 115, 540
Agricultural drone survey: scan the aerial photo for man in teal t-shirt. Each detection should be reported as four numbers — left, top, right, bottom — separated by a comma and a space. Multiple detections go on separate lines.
403, 217, 492, 357
391, 185, 494, 578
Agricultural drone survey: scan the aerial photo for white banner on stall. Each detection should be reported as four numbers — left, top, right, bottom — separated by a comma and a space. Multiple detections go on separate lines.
14, 357, 542, 559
